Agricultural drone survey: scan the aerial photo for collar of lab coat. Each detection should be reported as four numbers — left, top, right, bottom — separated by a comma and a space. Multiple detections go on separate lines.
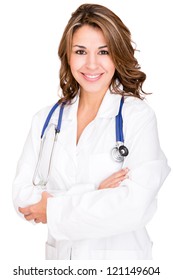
62, 90, 122, 120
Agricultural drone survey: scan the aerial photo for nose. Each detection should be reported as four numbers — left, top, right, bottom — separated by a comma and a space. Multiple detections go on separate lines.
85, 53, 98, 70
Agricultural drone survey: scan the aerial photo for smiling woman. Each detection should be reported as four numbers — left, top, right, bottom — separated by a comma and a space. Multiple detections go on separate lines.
58, 3, 147, 103
70, 25, 116, 99
12, 3, 170, 260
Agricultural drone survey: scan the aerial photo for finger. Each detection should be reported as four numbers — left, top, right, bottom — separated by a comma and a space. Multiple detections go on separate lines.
99, 181, 121, 190
24, 213, 36, 221
108, 181, 122, 188
106, 179, 122, 189
104, 174, 128, 188
19, 206, 31, 215
113, 168, 129, 179
34, 218, 40, 224
111, 174, 129, 184
98, 168, 129, 190
110, 173, 129, 187
99, 174, 129, 189
102, 168, 129, 185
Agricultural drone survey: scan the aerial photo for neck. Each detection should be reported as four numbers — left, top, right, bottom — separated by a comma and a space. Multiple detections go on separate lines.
79, 90, 106, 111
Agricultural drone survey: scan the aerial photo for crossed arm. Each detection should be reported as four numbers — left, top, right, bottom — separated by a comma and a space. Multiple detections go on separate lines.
19, 168, 129, 224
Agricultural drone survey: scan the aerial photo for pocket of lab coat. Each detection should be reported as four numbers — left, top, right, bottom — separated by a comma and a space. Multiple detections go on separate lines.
89, 153, 123, 185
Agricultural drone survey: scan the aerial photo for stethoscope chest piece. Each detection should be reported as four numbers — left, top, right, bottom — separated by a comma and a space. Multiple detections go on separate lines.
112, 142, 129, 162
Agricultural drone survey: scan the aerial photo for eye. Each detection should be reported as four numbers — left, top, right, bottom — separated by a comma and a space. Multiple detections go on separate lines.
75, 50, 86, 55
99, 50, 109, 55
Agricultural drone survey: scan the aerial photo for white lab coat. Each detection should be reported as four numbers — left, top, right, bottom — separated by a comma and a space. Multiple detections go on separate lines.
13, 91, 170, 260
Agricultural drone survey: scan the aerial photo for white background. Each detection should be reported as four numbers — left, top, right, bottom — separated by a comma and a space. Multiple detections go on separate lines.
0, 0, 173, 278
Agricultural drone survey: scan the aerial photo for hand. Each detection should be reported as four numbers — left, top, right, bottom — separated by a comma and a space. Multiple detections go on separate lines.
98, 168, 129, 190
19, 191, 52, 224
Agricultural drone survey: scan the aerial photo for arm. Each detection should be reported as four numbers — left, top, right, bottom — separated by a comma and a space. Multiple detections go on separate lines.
12, 110, 54, 218
18, 168, 129, 223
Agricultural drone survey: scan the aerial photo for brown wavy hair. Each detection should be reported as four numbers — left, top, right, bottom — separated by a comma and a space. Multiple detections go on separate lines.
58, 4, 148, 104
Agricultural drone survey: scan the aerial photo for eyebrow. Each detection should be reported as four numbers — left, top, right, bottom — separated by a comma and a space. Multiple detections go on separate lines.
72, 45, 108, 49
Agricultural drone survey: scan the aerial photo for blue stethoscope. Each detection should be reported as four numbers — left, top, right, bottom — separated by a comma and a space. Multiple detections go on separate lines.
32, 97, 129, 187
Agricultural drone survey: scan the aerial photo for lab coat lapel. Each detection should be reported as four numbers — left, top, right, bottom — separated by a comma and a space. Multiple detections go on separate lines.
96, 91, 122, 119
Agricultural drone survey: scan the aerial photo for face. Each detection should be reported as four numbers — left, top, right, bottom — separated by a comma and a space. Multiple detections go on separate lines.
69, 25, 116, 96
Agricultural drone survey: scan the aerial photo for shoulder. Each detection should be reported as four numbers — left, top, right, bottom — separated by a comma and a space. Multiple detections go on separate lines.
123, 96, 155, 120
32, 103, 59, 122
29, 103, 59, 136
123, 96, 157, 132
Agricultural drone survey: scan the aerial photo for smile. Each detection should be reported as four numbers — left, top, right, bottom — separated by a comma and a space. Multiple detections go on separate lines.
82, 73, 103, 81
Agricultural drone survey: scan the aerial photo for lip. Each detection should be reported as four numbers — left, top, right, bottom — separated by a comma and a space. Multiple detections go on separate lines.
82, 73, 103, 82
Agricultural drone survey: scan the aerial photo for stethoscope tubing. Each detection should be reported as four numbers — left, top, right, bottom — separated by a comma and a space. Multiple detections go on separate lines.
116, 96, 124, 143
41, 102, 65, 138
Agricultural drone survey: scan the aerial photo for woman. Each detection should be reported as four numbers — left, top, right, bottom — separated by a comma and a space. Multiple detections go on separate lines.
13, 4, 170, 260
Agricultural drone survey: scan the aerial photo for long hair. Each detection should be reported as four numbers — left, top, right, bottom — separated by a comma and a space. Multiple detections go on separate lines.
58, 4, 148, 103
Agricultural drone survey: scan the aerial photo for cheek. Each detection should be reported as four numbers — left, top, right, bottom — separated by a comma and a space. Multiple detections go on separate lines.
101, 57, 115, 76
69, 62, 79, 80
69, 55, 83, 72
108, 63, 116, 78
107, 59, 116, 73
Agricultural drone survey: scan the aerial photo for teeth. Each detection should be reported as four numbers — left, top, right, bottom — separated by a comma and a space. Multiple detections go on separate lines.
85, 74, 100, 79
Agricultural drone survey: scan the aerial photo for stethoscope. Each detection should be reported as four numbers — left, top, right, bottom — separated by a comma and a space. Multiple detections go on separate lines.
32, 97, 129, 187
112, 96, 129, 162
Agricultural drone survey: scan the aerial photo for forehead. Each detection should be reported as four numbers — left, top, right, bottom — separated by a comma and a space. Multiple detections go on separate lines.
72, 25, 107, 46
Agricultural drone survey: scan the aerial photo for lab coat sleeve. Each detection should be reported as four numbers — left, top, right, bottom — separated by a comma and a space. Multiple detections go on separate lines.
47, 105, 170, 241
12, 110, 51, 218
